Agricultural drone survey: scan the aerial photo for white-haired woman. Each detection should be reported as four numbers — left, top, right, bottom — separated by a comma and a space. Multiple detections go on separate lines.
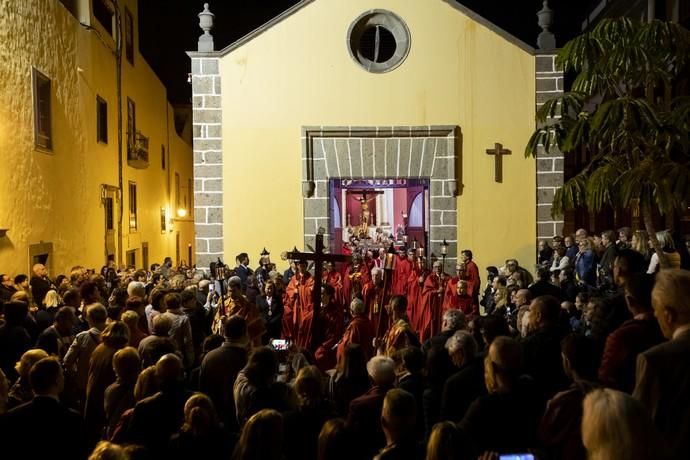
647, 230, 681, 274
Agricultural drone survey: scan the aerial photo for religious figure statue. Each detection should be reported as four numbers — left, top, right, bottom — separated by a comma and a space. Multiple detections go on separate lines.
357, 196, 376, 239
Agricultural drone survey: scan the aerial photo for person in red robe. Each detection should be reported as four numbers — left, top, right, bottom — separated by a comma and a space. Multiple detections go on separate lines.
364, 267, 393, 338
217, 276, 265, 347
322, 261, 344, 310
392, 249, 414, 296
336, 297, 374, 362
298, 284, 344, 371
460, 249, 481, 313
420, 260, 448, 343
377, 295, 419, 357
282, 260, 314, 342
450, 280, 475, 317
407, 257, 428, 335
444, 263, 466, 310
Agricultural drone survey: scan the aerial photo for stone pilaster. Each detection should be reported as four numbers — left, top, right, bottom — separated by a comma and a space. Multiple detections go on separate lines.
190, 57, 223, 271
535, 52, 564, 241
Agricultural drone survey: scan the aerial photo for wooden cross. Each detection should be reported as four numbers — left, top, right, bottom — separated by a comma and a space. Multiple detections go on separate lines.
283, 232, 350, 349
486, 142, 511, 183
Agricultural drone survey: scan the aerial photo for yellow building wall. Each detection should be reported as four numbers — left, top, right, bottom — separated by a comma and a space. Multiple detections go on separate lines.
0, 0, 194, 277
219, 0, 536, 271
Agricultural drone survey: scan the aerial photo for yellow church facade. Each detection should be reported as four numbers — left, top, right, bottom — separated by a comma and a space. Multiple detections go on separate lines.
0, 0, 195, 276
189, 0, 564, 272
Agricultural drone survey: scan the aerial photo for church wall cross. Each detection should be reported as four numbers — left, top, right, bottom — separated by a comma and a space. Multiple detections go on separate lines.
486, 142, 511, 183
282, 232, 350, 349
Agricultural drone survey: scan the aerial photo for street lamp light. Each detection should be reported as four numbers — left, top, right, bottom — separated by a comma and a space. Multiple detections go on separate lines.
440, 239, 449, 273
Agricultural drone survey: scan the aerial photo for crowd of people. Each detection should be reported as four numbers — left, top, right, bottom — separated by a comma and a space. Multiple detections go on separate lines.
0, 227, 689, 460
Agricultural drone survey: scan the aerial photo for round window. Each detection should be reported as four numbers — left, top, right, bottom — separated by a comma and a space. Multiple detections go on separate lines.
347, 10, 410, 73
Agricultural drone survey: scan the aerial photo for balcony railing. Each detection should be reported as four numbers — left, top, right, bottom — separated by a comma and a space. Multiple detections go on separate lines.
127, 130, 149, 169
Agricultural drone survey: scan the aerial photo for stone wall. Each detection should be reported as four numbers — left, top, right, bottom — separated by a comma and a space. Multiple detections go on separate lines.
302, 126, 459, 265
190, 57, 223, 271
535, 53, 564, 241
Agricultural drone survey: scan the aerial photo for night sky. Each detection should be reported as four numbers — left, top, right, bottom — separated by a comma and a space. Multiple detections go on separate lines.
138, 0, 593, 105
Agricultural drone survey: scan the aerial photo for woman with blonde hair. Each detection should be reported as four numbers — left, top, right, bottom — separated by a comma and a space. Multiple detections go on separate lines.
631, 230, 651, 261
7, 348, 49, 408
232, 409, 284, 460
88, 441, 128, 460
582, 388, 668, 460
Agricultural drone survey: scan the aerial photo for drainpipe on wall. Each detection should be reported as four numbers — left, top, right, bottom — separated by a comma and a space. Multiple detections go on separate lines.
114, 0, 124, 266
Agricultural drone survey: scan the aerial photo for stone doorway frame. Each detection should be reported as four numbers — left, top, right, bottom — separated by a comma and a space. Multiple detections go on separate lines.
301, 126, 460, 265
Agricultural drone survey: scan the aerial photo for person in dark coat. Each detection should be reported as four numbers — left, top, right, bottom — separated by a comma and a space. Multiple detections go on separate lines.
0, 301, 31, 381
375, 389, 425, 460
395, 347, 425, 440
256, 280, 284, 343
441, 330, 486, 423
459, 337, 542, 455
420, 309, 466, 355
634, 269, 690, 460
123, 354, 192, 459
347, 355, 396, 459
0, 357, 86, 459
521, 295, 569, 403
198, 315, 248, 431
528, 267, 562, 300
539, 333, 599, 460
29, 263, 54, 308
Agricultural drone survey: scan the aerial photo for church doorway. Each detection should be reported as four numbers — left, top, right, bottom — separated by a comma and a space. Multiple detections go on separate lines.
330, 179, 428, 254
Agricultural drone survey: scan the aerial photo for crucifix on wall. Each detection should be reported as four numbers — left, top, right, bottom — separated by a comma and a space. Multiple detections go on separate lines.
486, 142, 511, 183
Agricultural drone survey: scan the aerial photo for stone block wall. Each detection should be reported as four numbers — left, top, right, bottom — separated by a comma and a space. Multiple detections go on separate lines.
190, 57, 223, 271
535, 53, 565, 242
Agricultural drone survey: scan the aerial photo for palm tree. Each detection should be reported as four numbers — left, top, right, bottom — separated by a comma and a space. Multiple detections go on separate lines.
526, 18, 690, 267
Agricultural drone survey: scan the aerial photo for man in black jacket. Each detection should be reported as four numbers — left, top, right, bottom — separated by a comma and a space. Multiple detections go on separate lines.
199, 316, 249, 431
441, 330, 486, 423
0, 357, 86, 459
30, 264, 55, 307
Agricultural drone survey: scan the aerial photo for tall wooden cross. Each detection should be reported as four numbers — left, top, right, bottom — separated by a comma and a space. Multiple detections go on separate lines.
486, 142, 511, 183
283, 232, 350, 349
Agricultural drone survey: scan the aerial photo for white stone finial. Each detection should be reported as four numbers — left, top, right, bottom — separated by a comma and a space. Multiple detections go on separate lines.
198, 3, 215, 52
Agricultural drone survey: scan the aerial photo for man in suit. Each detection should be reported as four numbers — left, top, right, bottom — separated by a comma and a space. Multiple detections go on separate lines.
634, 269, 690, 460
0, 357, 86, 459
348, 356, 396, 459
30, 263, 55, 308
441, 330, 486, 423
199, 315, 249, 431
235, 252, 252, 291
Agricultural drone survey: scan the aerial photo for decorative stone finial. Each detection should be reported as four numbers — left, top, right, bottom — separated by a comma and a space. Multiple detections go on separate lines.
537, 0, 556, 50
198, 3, 215, 52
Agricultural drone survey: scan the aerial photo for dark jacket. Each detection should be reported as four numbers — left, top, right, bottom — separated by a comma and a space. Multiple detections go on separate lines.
256, 294, 284, 342
0, 323, 31, 381
398, 372, 425, 439
459, 376, 542, 455
0, 396, 86, 459
522, 324, 569, 402
421, 329, 456, 355
440, 356, 487, 423
199, 341, 248, 430
30, 275, 53, 307
633, 329, 690, 460
347, 385, 391, 458
528, 280, 562, 300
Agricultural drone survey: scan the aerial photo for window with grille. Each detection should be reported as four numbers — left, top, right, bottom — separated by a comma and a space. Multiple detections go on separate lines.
97, 96, 108, 144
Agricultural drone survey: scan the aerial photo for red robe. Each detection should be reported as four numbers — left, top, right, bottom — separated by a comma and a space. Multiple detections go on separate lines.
444, 276, 460, 310
342, 265, 370, 308
282, 272, 314, 342
464, 260, 481, 311
406, 268, 427, 334
392, 256, 412, 296
420, 273, 447, 343
383, 318, 418, 357
298, 301, 344, 371
336, 315, 374, 363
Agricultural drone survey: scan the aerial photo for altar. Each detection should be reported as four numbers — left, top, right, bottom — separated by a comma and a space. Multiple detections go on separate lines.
329, 179, 429, 253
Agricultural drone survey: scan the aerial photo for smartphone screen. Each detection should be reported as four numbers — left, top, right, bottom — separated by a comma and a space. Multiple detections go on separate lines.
271, 339, 289, 351
499, 455, 535, 460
